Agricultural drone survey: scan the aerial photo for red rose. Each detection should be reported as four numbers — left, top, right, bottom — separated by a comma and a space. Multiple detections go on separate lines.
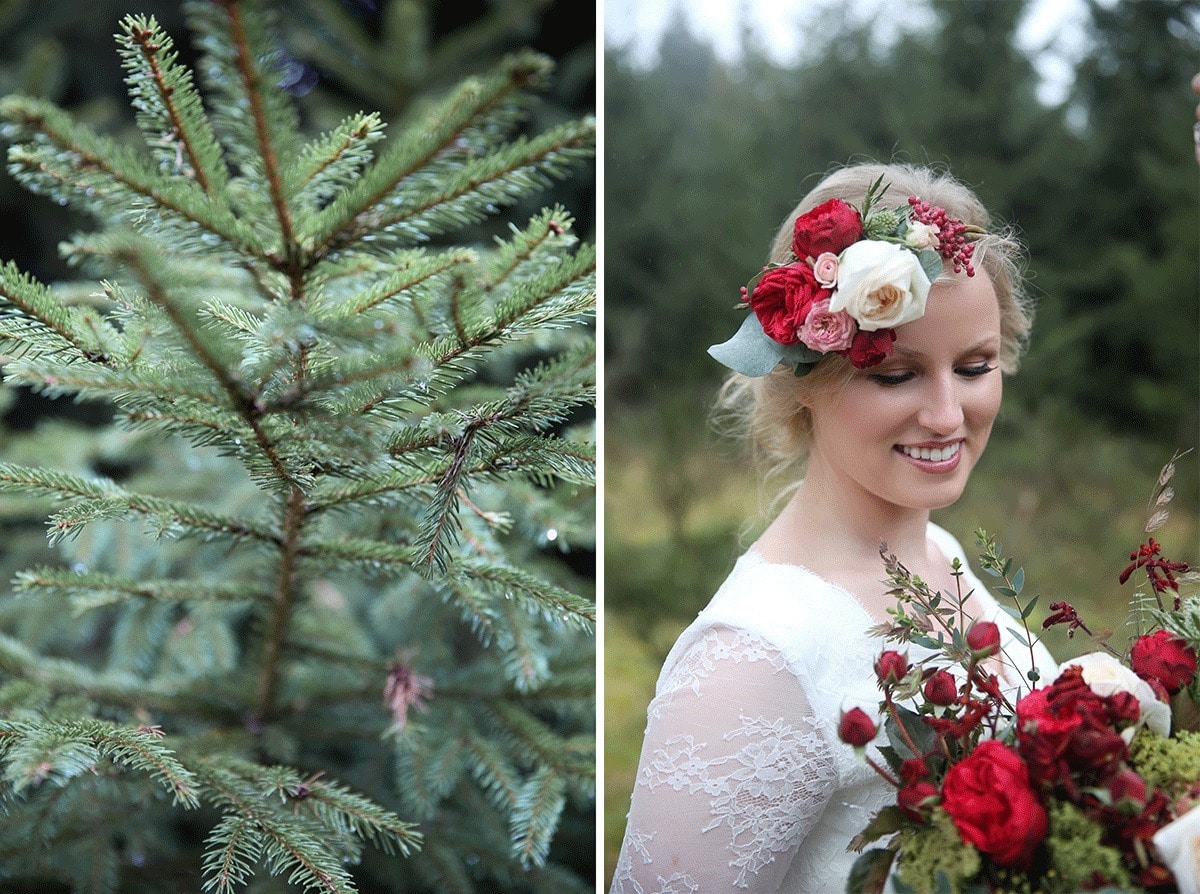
746, 263, 829, 346
838, 707, 877, 747
923, 670, 958, 706
840, 328, 895, 368
1130, 629, 1198, 695
1016, 667, 1133, 787
791, 198, 864, 261
941, 740, 1048, 869
966, 620, 1000, 658
874, 650, 909, 685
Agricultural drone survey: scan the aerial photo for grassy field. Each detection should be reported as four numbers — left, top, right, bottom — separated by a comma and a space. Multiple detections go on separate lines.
602, 398, 1199, 888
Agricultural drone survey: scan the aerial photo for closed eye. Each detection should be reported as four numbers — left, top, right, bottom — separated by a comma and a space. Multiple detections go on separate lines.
957, 363, 996, 378
867, 371, 914, 386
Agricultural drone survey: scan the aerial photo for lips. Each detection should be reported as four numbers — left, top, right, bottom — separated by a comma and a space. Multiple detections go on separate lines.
898, 440, 962, 463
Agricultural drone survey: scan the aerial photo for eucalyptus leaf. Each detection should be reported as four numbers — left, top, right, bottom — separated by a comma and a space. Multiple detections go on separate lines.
917, 248, 943, 282
707, 312, 784, 376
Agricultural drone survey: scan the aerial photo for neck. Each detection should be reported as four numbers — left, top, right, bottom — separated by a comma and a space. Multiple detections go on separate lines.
782, 455, 933, 567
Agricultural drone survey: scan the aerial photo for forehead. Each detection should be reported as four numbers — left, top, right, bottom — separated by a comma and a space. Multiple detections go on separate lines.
892, 272, 1000, 355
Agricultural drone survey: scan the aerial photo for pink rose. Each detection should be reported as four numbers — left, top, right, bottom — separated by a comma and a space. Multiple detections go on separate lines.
812, 251, 839, 287
797, 299, 855, 353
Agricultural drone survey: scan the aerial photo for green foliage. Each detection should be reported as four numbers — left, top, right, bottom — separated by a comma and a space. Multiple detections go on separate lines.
0, 2, 594, 891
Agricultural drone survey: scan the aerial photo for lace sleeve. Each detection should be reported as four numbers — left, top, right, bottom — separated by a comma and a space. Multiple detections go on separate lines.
610, 625, 840, 893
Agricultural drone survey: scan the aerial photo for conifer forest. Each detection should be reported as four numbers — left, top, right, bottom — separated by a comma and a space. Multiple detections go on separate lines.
0, 1, 596, 891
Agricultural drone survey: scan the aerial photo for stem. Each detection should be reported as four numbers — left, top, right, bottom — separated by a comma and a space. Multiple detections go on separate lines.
886, 699, 925, 760
865, 755, 899, 788
219, 0, 296, 254
254, 485, 306, 722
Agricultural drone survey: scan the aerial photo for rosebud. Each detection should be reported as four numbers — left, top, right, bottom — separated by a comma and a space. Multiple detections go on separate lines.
900, 758, 929, 784
898, 781, 940, 821
838, 707, 877, 747
966, 621, 1000, 659
923, 670, 958, 706
874, 650, 909, 685
1108, 769, 1147, 809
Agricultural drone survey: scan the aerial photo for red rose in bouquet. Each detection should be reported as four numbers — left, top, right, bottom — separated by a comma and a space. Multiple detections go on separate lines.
746, 263, 829, 346
1016, 665, 1136, 791
790, 198, 863, 260
941, 740, 1048, 870
1131, 629, 1198, 696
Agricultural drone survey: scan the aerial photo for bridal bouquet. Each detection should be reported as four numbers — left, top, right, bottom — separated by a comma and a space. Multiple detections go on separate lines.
843, 455, 1200, 893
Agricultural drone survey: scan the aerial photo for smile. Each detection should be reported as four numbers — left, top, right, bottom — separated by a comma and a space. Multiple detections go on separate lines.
898, 441, 962, 462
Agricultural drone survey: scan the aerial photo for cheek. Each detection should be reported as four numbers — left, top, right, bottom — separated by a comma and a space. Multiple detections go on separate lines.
969, 378, 1003, 428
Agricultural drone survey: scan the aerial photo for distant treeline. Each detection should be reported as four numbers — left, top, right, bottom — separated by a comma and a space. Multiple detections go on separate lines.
605, 0, 1200, 446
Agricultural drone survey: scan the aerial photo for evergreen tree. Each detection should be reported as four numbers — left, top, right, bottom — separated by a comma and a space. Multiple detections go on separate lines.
0, 1, 596, 891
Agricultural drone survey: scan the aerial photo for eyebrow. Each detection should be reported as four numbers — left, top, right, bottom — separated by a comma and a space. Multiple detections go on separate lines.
890, 336, 1001, 359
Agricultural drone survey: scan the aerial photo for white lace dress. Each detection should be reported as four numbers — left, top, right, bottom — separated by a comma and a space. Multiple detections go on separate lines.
610, 523, 1058, 894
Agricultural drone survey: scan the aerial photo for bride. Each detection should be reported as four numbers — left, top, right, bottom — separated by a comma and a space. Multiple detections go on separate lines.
609, 162, 1058, 893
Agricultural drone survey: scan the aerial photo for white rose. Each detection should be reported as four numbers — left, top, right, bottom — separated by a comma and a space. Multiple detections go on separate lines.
829, 240, 931, 331
1153, 805, 1200, 893
1060, 651, 1171, 739
904, 221, 940, 250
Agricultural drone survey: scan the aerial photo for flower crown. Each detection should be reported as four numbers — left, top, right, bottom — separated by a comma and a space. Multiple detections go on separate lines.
708, 178, 981, 378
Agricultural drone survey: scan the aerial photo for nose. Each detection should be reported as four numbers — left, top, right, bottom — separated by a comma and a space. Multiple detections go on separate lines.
916, 373, 964, 435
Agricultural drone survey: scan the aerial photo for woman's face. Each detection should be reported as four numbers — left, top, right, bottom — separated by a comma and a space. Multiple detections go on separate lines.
806, 270, 1003, 515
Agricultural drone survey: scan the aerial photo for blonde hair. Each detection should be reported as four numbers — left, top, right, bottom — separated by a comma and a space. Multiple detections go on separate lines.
713, 161, 1033, 480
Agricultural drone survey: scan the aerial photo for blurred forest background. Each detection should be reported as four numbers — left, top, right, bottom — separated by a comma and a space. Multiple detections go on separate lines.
603, 0, 1200, 883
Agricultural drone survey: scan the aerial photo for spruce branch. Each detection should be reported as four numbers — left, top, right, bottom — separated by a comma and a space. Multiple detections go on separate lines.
289, 111, 387, 211
0, 96, 261, 256
509, 765, 565, 868
308, 50, 557, 257
14, 567, 268, 611
0, 260, 112, 362
480, 206, 580, 292
0, 632, 245, 721
253, 485, 307, 723
119, 248, 310, 491
212, 0, 299, 264
326, 118, 596, 255
186, 0, 302, 270
320, 248, 476, 318
0, 3, 593, 886
0, 462, 280, 545
197, 760, 355, 894
456, 560, 595, 629
0, 717, 200, 807
116, 14, 231, 196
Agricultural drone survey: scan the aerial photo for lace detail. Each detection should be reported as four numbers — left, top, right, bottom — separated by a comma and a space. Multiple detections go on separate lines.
638, 713, 835, 888
609, 825, 700, 888
611, 829, 701, 894
651, 628, 788, 719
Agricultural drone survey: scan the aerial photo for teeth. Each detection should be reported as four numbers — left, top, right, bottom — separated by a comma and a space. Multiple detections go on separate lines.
901, 441, 960, 462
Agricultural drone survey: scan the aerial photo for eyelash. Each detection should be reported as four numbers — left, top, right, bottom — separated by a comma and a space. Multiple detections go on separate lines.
868, 364, 996, 387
